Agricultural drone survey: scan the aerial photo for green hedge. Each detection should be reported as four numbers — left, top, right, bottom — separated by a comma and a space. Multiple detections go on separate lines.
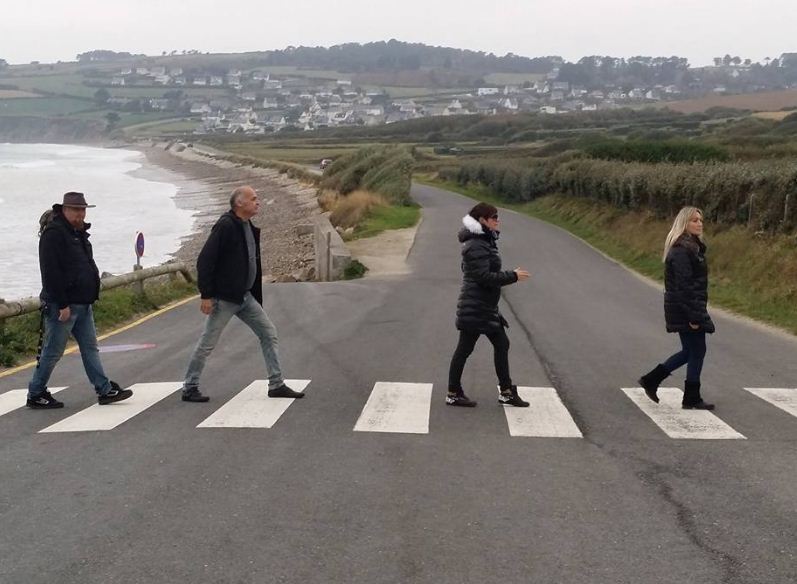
438, 156, 797, 232
321, 145, 415, 205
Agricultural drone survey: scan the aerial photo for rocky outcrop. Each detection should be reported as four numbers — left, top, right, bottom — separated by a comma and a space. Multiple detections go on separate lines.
0, 116, 105, 143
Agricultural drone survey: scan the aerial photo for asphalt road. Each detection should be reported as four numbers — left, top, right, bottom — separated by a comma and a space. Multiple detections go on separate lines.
0, 183, 794, 584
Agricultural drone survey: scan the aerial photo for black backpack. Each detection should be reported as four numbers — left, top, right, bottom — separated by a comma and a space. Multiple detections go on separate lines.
38, 209, 55, 237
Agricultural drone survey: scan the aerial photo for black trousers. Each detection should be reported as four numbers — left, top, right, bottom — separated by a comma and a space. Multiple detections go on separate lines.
448, 328, 512, 392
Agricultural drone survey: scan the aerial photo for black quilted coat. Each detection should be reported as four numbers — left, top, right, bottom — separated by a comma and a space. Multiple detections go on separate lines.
455, 216, 518, 333
664, 233, 715, 333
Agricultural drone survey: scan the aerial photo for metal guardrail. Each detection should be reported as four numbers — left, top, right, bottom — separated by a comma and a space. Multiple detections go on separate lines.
0, 262, 194, 321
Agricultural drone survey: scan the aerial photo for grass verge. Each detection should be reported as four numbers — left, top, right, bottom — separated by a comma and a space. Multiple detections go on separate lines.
419, 176, 797, 335
354, 203, 421, 240
0, 278, 197, 367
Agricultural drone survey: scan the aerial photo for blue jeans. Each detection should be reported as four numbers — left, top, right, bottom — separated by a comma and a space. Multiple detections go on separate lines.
183, 292, 284, 390
28, 303, 111, 398
662, 332, 707, 383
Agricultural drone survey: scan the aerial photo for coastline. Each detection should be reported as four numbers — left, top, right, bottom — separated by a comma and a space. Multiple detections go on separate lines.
133, 142, 321, 281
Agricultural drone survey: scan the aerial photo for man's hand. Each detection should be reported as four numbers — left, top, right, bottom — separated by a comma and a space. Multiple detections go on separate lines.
689, 322, 700, 330
58, 307, 71, 322
514, 268, 530, 282
200, 299, 214, 315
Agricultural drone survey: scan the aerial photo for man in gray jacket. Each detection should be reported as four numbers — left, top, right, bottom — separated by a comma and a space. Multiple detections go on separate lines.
180, 185, 304, 402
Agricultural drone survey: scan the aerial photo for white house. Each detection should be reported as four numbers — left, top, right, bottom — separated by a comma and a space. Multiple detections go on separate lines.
477, 87, 500, 96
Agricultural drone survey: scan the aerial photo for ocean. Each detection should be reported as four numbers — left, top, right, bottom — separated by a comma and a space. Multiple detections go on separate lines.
0, 143, 196, 300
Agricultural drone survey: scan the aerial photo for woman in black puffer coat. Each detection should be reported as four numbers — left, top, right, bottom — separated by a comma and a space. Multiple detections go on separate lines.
446, 202, 530, 408
638, 206, 716, 410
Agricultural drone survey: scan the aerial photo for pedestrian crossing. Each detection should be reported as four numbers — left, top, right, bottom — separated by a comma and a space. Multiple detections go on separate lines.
0, 387, 67, 418
197, 379, 311, 429
353, 382, 432, 434
621, 387, 746, 440
1, 382, 795, 438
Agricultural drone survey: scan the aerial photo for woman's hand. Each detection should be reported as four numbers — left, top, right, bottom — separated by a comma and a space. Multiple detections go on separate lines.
689, 322, 700, 330
514, 268, 530, 282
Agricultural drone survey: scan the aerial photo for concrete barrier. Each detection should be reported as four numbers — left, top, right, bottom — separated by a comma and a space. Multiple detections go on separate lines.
313, 215, 352, 281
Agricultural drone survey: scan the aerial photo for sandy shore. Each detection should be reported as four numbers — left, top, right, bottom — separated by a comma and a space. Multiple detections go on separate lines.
134, 143, 321, 281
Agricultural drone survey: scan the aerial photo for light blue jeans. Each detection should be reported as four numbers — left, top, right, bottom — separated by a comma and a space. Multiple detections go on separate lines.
28, 303, 111, 398
183, 293, 284, 391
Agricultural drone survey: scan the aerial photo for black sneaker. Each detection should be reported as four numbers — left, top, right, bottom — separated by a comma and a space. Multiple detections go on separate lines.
267, 384, 305, 398
26, 391, 64, 409
498, 385, 529, 407
98, 381, 133, 405
446, 391, 477, 407
181, 387, 210, 402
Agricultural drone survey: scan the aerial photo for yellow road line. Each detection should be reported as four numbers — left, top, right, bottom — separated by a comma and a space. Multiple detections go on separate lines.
0, 295, 199, 380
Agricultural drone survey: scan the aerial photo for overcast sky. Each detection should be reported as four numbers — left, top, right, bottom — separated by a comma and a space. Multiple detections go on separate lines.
1, 0, 795, 67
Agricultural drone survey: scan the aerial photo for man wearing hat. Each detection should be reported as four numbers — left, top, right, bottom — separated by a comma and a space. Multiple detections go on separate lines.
26, 192, 132, 409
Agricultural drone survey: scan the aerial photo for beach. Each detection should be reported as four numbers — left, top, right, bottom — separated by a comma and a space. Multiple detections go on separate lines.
136, 143, 320, 282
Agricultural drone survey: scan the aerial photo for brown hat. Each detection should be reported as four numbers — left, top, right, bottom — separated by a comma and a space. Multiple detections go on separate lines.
55, 191, 96, 209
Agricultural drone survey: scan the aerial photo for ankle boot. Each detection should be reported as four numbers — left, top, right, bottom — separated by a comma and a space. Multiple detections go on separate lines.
682, 380, 715, 410
639, 364, 669, 403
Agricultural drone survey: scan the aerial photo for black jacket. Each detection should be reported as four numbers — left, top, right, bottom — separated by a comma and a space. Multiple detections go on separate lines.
664, 233, 715, 333
197, 211, 263, 305
39, 213, 101, 308
455, 215, 518, 333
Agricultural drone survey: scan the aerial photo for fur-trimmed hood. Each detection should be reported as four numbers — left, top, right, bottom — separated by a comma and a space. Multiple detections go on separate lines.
458, 214, 498, 243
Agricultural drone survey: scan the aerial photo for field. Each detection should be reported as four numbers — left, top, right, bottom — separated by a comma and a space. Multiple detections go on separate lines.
0, 90, 40, 98
664, 89, 797, 113
752, 110, 795, 121
483, 72, 545, 85
217, 143, 363, 164
0, 97, 93, 116
1, 74, 97, 98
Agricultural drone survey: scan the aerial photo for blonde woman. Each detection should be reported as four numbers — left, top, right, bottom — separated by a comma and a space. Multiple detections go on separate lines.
638, 207, 715, 409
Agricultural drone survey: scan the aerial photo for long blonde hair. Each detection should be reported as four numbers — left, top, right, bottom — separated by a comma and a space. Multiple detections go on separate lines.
663, 207, 703, 261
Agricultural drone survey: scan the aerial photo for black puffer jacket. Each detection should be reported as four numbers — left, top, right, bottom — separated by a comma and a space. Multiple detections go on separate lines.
197, 211, 263, 305
455, 215, 518, 333
39, 212, 101, 308
664, 233, 715, 333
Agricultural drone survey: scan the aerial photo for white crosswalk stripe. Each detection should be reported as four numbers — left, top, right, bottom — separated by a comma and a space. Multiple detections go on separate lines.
3, 378, 791, 438
0, 387, 67, 418
622, 387, 746, 440
39, 382, 181, 433
197, 379, 311, 428
354, 382, 432, 434
743, 387, 797, 418
503, 387, 583, 438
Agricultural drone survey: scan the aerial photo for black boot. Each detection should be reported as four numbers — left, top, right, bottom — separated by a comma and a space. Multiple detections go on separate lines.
682, 380, 714, 410
498, 385, 529, 407
446, 389, 477, 407
639, 364, 669, 403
